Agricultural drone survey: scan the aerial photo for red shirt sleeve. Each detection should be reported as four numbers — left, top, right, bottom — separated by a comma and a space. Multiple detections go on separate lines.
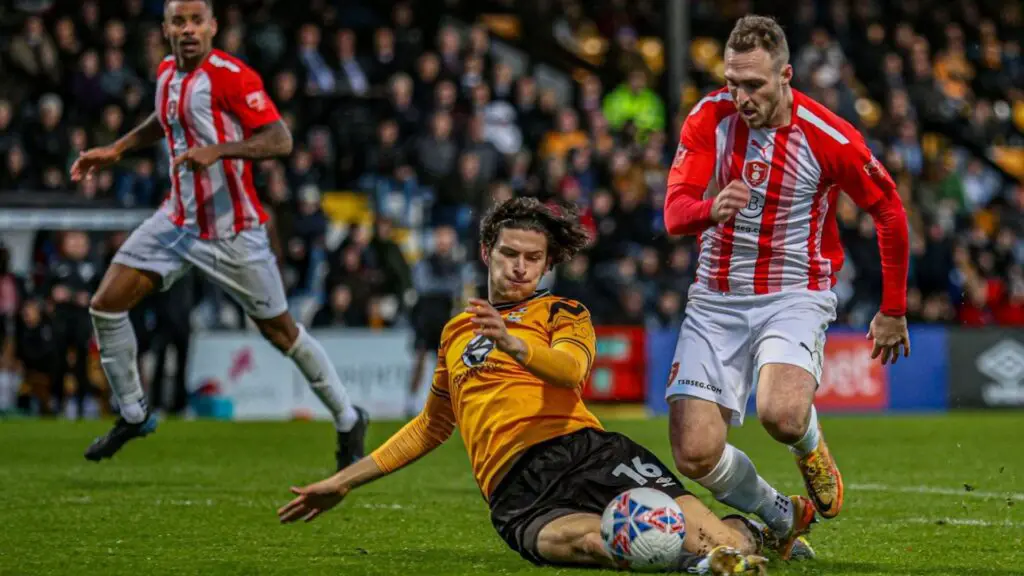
832, 132, 910, 316
663, 106, 717, 236
222, 67, 281, 131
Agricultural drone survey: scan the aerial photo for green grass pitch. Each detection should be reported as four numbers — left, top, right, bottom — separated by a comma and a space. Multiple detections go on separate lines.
1, 413, 1022, 575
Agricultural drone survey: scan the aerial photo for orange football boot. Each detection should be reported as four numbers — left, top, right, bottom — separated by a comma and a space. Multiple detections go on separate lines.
777, 496, 817, 561
795, 424, 844, 519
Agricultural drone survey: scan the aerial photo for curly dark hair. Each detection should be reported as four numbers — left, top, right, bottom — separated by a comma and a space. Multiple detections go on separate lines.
479, 197, 590, 268
166, 0, 214, 8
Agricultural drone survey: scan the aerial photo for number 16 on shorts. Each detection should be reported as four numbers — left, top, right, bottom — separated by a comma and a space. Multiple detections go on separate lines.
613, 457, 677, 488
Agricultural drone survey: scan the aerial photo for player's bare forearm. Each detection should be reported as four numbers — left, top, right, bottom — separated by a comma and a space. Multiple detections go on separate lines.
213, 120, 293, 160
112, 113, 163, 155
334, 456, 388, 492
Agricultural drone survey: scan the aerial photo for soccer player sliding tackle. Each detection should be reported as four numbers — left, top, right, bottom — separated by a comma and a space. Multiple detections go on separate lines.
279, 198, 770, 574
69, 0, 367, 469
662, 15, 910, 559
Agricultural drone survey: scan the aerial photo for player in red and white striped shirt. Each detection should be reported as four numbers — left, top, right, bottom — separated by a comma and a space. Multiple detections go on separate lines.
70, 0, 367, 467
662, 16, 910, 559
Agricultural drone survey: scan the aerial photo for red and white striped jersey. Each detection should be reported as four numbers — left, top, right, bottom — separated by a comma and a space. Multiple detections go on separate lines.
155, 50, 279, 239
665, 88, 908, 310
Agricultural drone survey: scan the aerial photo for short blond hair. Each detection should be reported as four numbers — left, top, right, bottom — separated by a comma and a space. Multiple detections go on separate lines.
726, 15, 790, 67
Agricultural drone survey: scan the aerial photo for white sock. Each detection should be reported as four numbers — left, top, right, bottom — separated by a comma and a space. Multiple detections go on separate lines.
789, 405, 820, 457
0, 371, 13, 412
90, 308, 147, 424
696, 444, 794, 536
286, 324, 359, 431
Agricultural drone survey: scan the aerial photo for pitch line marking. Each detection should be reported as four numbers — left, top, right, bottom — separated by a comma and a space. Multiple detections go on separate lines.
849, 483, 1024, 501
897, 517, 1024, 529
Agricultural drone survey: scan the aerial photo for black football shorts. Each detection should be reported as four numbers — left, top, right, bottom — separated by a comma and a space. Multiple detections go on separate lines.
488, 427, 691, 565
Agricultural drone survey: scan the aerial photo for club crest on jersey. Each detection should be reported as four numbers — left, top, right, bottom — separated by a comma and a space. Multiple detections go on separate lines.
506, 307, 528, 323
743, 160, 770, 188
462, 334, 495, 367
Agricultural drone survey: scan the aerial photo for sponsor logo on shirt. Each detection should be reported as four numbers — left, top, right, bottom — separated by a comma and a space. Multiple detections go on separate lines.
245, 90, 267, 112
672, 143, 687, 167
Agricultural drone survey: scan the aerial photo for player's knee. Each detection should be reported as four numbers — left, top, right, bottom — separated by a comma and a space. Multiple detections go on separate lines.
255, 315, 298, 352
672, 438, 720, 479
89, 291, 119, 314
577, 532, 610, 562
757, 402, 807, 444
257, 323, 290, 352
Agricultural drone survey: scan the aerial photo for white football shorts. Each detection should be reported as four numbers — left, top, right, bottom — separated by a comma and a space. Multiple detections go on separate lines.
665, 284, 837, 426
112, 212, 288, 319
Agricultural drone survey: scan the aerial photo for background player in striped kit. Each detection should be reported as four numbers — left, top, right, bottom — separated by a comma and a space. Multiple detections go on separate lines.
69, 0, 367, 469
662, 15, 911, 558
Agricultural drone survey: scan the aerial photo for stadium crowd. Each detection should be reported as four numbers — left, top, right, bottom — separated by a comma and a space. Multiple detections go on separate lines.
0, 0, 1021, 414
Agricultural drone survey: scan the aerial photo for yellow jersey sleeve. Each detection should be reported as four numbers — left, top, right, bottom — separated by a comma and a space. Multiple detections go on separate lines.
515, 299, 596, 389
370, 339, 456, 472
548, 299, 596, 376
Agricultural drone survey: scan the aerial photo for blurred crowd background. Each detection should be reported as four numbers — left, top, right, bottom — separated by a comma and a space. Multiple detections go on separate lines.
0, 0, 1020, 416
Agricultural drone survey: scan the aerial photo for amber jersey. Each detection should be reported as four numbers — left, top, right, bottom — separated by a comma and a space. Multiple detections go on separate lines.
370, 289, 602, 497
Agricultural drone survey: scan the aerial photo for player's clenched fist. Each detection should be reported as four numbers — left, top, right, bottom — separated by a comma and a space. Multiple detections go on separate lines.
466, 298, 512, 345
711, 180, 751, 223
70, 146, 121, 182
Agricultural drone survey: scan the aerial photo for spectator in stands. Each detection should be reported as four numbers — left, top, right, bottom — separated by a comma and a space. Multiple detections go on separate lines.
436, 152, 485, 231
602, 69, 665, 139
297, 24, 335, 95
8, 16, 60, 94
312, 284, 358, 328
1, 145, 34, 191
391, 1, 423, 68
414, 111, 458, 186
45, 231, 97, 418
367, 217, 412, 308
795, 28, 845, 90
335, 29, 370, 96
148, 275, 193, 416
14, 298, 54, 415
540, 108, 588, 159
366, 119, 407, 180
413, 52, 440, 111
99, 49, 141, 103
463, 114, 501, 182
437, 26, 462, 78
406, 225, 465, 416
26, 94, 66, 173
385, 73, 421, 143
70, 50, 105, 118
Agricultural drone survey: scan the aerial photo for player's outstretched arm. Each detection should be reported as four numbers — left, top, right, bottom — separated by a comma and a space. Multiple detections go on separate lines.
279, 365, 456, 524
277, 456, 384, 523
70, 113, 163, 181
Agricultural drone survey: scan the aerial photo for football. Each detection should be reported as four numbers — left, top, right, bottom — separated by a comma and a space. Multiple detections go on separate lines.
600, 487, 687, 571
